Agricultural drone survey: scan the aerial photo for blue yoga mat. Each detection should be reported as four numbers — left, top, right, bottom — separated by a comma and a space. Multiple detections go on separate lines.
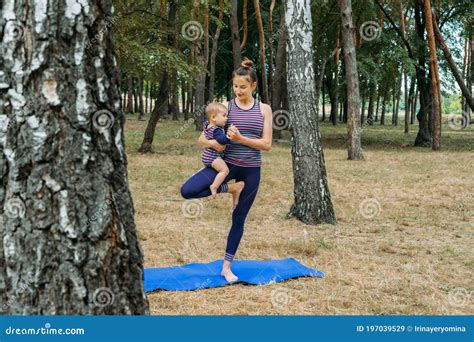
144, 258, 324, 292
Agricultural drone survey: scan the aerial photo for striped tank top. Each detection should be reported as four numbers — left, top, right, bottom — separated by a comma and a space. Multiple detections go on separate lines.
224, 99, 264, 167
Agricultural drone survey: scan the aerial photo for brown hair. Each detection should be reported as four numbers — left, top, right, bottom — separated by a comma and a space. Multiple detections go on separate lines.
232, 58, 258, 84
205, 102, 227, 120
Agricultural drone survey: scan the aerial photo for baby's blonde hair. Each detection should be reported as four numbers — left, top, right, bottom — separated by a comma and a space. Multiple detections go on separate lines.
205, 102, 227, 120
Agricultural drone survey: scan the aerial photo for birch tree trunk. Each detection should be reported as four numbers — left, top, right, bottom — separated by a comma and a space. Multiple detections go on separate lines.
285, 0, 337, 225
340, 0, 363, 160
0, 0, 149, 314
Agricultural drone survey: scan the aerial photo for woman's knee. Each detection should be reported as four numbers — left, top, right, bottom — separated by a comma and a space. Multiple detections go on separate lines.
180, 182, 194, 199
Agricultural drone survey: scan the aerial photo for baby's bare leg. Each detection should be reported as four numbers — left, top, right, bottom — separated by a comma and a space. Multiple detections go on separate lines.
210, 157, 229, 198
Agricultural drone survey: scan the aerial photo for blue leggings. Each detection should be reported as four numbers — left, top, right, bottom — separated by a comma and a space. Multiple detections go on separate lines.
180, 163, 261, 262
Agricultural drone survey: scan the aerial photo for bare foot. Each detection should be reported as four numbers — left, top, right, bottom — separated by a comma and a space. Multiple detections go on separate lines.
210, 184, 218, 199
221, 268, 238, 283
228, 181, 245, 210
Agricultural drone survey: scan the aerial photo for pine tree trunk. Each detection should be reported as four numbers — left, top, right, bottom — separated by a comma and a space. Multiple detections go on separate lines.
340, 0, 363, 160
322, 80, 326, 121
169, 72, 179, 121
139, 72, 169, 153
168, 0, 179, 121
254, 0, 270, 104
361, 94, 366, 124
271, 8, 287, 140
327, 67, 338, 126
423, 0, 442, 150
241, 0, 248, 50
268, 0, 276, 101
375, 92, 380, 122
414, 0, 432, 147
285, 0, 337, 225
133, 78, 139, 114
208, 0, 224, 100
181, 81, 188, 121
367, 83, 375, 124
381, 88, 387, 125
144, 81, 148, 115
432, 16, 473, 111
194, 1, 209, 131
230, 0, 242, 70
404, 72, 409, 133
0, 0, 149, 314
137, 78, 145, 120
468, 26, 473, 123
126, 77, 134, 113
393, 74, 401, 126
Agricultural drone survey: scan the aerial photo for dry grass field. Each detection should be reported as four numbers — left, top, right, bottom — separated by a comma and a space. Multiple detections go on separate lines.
123, 114, 473, 315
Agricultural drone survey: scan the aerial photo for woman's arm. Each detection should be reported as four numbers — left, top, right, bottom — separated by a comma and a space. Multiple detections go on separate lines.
198, 131, 226, 152
227, 103, 273, 151
198, 100, 229, 150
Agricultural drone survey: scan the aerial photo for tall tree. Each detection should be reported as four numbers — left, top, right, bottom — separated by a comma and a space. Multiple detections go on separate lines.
285, 0, 337, 225
423, 0, 441, 150
126, 77, 134, 113
138, 0, 177, 152
254, 0, 270, 104
240, 0, 249, 50
271, 8, 288, 140
340, 0, 363, 160
208, 0, 224, 100
432, 16, 474, 111
137, 78, 145, 120
0, 0, 149, 314
193, 1, 210, 131
229, 0, 242, 70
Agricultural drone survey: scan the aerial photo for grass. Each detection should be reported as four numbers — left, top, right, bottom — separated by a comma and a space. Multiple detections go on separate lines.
124, 113, 473, 315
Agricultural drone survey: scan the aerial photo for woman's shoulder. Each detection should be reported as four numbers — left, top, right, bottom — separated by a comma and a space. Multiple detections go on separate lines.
259, 102, 272, 118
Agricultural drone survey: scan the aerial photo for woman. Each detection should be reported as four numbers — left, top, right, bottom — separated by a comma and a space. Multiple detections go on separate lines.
180, 59, 273, 282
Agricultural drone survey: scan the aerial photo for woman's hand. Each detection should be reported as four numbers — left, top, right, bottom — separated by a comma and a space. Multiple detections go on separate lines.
227, 125, 242, 142
209, 140, 226, 152
198, 132, 225, 151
